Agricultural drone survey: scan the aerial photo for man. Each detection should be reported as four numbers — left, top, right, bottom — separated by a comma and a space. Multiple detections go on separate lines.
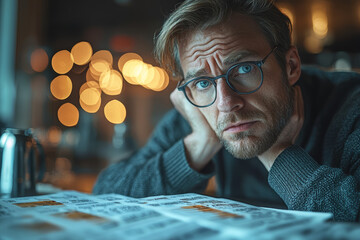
93, 0, 360, 222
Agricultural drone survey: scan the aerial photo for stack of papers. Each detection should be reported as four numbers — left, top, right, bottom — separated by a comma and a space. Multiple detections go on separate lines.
0, 191, 359, 239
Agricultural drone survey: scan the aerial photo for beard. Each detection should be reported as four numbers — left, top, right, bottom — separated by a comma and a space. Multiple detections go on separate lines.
216, 79, 294, 159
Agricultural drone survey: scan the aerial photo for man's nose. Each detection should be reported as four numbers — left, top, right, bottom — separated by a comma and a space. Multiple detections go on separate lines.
216, 79, 245, 112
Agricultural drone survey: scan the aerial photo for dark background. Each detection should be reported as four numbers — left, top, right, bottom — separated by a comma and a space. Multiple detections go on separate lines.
2, 0, 360, 192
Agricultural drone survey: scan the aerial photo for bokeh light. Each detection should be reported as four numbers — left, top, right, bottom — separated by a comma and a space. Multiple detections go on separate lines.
80, 96, 101, 113
144, 66, 161, 90
118, 52, 143, 72
99, 70, 123, 95
51, 50, 74, 74
31, 48, 49, 72
57, 103, 79, 127
104, 100, 126, 124
155, 68, 170, 91
89, 50, 113, 79
122, 59, 144, 85
86, 68, 98, 82
144, 67, 169, 91
137, 63, 154, 85
89, 59, 112, 78
50, 75, 73, 100
312, 3, 328, 39
80, 80, 101, 93
71, 41, 93, 65
50, 42, 169, 127
80, 87, 101, 106
79, 81, 102, 113
91, 50, 113, 67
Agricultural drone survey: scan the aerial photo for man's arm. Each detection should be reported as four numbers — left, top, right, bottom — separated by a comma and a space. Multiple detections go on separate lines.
261, 87, 360, 222
268, 141, 360, 222
92, 109, 215, 197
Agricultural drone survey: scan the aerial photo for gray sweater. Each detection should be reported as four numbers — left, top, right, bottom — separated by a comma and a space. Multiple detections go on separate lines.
93, 67, 360, 222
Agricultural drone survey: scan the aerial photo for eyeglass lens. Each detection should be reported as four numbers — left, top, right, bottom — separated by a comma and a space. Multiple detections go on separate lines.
184, 62, 262, 107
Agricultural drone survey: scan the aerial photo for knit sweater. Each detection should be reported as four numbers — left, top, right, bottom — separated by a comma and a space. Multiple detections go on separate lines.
93, 67, 360, 222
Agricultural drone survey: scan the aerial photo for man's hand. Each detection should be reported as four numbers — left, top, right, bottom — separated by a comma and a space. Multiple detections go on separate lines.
258, 86, 304, 171
170, 89, 222, 172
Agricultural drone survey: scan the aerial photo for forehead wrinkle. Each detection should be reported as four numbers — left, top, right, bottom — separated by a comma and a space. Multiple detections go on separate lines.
185, 41, 241, 67
214, 52, 223, 72
184, 33, 241, 60
185, 52, 223, 81
186, 35, 233, 56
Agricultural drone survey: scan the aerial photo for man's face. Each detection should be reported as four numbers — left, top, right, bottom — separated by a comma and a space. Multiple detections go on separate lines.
178, 13, 294, 159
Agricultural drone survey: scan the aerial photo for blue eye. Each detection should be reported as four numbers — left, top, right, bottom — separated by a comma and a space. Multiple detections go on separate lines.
237, 64, 253, 74
195, 80, 211, 90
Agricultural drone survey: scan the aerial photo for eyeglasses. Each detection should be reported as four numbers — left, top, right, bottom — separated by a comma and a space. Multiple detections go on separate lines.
177, 46, 278, 108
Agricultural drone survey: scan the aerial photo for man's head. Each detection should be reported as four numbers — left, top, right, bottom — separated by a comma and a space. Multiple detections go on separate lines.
155, 0, 292, 79
155, 0, 301, 159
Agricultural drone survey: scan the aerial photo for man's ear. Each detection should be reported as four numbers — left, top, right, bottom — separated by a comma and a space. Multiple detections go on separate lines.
285, 46, 301, 86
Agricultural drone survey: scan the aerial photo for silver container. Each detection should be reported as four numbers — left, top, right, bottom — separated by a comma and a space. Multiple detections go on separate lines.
0, 128, 45, 198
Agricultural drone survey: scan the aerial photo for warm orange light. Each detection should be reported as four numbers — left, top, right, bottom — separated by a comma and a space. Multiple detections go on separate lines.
57, 103, 79, 127
79, 81, 102, 113
79, 81, 101, 97
118, 52, 143, 72
99, 70, 123, 95
71, 41, 93, 65
145, 66, 169, 91
122, 59, 144, 85
144, 66, 161, 90
89, 59, 111, 77
80, 96, 101, 113
50, 75, 73, 100
128, 60, 148, 85
79, 80, 100, 91
312, 3, 328, 38
156, 68, 170, 91
92, 50, 113, 66
136, 63, 154, 85
104, 100, 126, 124
51, 50, 74, 74
86, 68, 98, 82
31, 48, 49, 72
88, 50, 113, 78
80, 88, 101, 106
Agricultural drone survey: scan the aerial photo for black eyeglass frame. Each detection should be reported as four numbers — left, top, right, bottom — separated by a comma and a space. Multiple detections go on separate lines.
177, 46, 278, 108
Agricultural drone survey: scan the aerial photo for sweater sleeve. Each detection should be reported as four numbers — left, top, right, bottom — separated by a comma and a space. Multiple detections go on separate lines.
268, 141, 360, 222
92, 109, 214, 197
268, 71, 360, 222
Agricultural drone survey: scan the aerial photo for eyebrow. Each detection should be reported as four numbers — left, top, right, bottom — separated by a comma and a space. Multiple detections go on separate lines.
223, 50, 256, 66
184, 50, 257, 81
184, 69, 209, 81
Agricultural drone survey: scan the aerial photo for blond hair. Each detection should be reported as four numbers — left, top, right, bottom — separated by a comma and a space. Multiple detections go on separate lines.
154, 0, 292, 79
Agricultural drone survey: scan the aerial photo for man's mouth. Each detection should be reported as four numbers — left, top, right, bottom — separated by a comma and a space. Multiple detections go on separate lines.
223, 121, 258, 134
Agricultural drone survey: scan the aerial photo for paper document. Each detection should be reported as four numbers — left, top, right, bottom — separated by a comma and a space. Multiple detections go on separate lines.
0, 191, 358, 240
